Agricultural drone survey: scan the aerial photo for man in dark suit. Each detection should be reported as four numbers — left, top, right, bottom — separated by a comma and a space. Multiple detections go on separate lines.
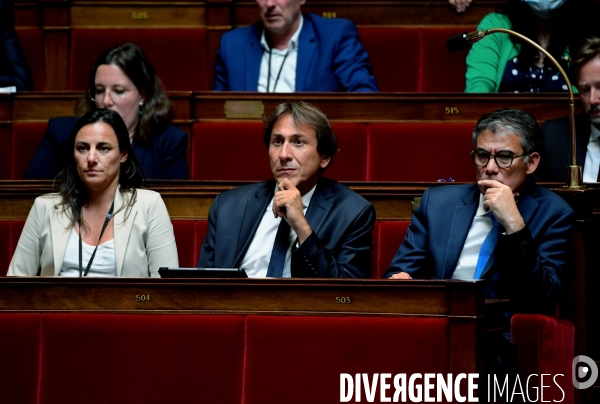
385, 109, 574, 315
538, 37, 600, 182
213, 0, 378, 92
197, 101, 375, 278
0, 0, 33, 90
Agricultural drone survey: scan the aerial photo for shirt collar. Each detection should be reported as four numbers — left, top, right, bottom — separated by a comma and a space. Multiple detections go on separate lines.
475, 194, 488, 217
261, 15, 303, 52
591, 123, 600, 142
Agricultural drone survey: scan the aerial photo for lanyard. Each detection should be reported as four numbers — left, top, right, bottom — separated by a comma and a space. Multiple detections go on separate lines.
266, 48, 289, 93
79, 201, 115, 277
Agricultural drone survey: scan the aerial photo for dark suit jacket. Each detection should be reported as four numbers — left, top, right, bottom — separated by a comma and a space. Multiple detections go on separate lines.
23, 116, 189, 180
198, 177, 375, 278
536, 114, 591, 182
0, 0, 33, 90
384, 182, 574, 313
213, 12, 378, 92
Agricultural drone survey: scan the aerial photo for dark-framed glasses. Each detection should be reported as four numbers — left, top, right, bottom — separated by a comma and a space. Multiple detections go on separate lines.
470, 150, 528, 169
88, 87, 137, 103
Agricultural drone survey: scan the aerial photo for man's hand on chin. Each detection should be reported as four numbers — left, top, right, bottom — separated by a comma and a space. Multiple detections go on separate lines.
272, 178, 313, 244
478, 179, 526, 234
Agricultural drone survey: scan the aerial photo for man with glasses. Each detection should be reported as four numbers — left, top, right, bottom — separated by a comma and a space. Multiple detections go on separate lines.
385, 108, 574, 315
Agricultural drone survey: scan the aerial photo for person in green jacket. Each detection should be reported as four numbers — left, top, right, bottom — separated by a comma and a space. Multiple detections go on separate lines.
465, 0, 598, 93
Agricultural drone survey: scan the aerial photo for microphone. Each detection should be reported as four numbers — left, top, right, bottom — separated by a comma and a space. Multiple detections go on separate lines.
446, 32, 470, 52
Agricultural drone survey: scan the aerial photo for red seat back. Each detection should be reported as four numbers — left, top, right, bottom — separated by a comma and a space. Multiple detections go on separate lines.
373, 221, 410, 278
359, 28, 421, 92
243, 315, 449, 404
69, 29, 209, 91
0, 313, 41, 404
368, 122, 475, 181
39, 314, 245, 403
191, 121, 270, 181
420, 27, 473, 93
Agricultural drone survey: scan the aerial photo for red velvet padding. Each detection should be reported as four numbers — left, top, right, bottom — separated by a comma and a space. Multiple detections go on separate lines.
420, 28, 473, 93
511, 314, 575, 404
373, 221, 410, 279
0, 220, 25, 276
243, 315, 449, 404
69, 29, 209, 91
327, 123, 368, 181
359, 28, 421, 92
172, 220, 196, 268
191, 121, 271, 181
39, 314, 245, 404
16, 28, 46, 90
11, 122, 47, 179
367, 122, 475, 182
0, 313, 41, 404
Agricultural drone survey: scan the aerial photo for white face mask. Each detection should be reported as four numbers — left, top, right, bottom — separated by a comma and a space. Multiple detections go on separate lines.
523, 0, 567, 19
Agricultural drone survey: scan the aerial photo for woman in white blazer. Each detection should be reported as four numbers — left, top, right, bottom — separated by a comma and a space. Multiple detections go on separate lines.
8, 109, 178, 277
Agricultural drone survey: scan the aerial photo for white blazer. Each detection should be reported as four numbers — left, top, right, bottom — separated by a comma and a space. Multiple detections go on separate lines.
8, 188, 179, 277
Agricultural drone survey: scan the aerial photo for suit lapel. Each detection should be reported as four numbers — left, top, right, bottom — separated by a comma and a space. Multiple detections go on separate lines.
50, 204, 73, 276
246, 24, 263, 91
304, 179, 333, 236
442, 187, 479, 279
233, 182, 274, 266
296, 15, 315, 92
113, 189, 137, 276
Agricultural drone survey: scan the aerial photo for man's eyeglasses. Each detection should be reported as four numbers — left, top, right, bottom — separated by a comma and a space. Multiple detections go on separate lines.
88, 87, 137, 103
470, 150, 528, 169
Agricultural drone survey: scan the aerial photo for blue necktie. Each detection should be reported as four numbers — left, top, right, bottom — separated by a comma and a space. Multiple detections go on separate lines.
266, 218, 291, 277
474, 214, 499, 279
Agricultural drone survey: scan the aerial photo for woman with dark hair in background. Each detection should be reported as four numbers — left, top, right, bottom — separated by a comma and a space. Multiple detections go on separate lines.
465, 0, 600, 93
24, 43, 188, 179
9, 109, 178, 277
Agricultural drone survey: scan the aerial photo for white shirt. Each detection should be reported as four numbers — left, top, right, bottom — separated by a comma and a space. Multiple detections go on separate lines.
257, 16, 303, 93
583, 124, 600, 182
241, 184, 316, 278
60, 228, 117, 277
452, 194, 492, 280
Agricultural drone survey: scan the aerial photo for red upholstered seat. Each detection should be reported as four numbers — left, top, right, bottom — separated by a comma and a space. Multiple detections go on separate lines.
511, 314, 575, 403
191, 122, 368, 181
191, 121, 270, 181
170, 219, 209, 267
326, 123, 368, 181
0, 220, 25, 276
243, 315, 449, 404
16, 28, 45, 90
367, 122, 474, 182
420, 27, 473, 93
69, 29, 209, 91
359, 28, 421, 92
39, 314, 245, 404
0, 313, 41, 404
172, 220, 196, 268
372, 221, 409, 278
11, 122, 47, 179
